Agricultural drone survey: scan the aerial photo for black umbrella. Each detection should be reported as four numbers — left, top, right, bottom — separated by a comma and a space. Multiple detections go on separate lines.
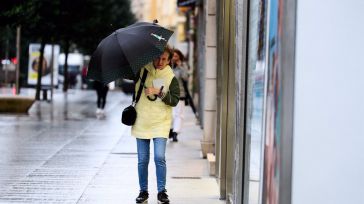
87, 21, 174, 84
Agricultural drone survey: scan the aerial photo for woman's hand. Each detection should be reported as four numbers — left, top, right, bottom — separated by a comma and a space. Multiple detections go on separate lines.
144, 87, 160, 96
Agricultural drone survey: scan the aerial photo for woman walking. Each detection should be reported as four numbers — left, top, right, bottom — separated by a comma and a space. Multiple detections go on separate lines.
169, 49, 189, 142
94, 81, 109, 118
132, 46, 180, 204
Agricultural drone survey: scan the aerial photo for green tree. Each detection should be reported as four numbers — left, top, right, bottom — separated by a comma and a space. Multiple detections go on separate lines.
0, 0, 136, 94
56, 0, 135, 91
75, 0, 136, 54
0, 0, 59, 100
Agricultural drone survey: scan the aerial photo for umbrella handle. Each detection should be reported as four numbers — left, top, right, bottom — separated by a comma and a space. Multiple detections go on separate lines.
147, 95, 157, 101
146, 85, 163, 101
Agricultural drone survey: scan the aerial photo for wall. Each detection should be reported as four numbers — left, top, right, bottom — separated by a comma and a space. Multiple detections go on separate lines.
293, 1, 364, 203
200, 0, 217, 157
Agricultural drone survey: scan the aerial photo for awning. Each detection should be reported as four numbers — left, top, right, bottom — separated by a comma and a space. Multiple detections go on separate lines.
177, 0, 197, 7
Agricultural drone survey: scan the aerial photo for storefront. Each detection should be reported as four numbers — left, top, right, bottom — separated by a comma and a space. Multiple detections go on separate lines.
215, 0, 296, 203
185, 0, 363, 203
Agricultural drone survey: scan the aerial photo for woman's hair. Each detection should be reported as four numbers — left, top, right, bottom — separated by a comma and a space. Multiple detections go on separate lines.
173, 49, 184, 62
164, 45, 174, 60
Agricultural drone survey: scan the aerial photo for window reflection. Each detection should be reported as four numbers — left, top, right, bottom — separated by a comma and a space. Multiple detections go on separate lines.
245, 0, 267, 203
262, 0, 283, 203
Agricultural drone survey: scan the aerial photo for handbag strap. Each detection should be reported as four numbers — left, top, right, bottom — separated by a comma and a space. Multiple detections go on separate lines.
133, 69, 148, 104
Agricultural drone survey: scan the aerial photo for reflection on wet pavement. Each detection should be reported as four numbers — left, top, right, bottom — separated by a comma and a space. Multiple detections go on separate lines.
0, 89, 130, 203
0, 89, 223, 204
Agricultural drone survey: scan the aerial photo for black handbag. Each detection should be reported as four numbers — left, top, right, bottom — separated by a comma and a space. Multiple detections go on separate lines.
121, 69, 148, 126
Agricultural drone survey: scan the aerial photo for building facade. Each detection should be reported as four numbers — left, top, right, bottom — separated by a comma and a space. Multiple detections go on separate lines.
131, 0, 188, 55
181, 0, 364, 203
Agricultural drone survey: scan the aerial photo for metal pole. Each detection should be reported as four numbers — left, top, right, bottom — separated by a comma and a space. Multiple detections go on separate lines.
50, 44, 54, 101
4, 37, 9, 85
16, 26, 21, 94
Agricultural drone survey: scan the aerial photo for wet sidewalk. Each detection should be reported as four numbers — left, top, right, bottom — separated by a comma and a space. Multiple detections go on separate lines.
0, 89, 223, 204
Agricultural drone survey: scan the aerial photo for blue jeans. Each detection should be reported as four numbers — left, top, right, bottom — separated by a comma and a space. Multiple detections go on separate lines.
136, 138, 167, 193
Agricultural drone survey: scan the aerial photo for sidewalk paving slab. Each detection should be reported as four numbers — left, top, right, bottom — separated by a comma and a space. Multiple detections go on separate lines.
0, 89, 224, 204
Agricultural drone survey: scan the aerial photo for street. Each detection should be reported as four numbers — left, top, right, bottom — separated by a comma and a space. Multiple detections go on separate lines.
0, 89, 223, 204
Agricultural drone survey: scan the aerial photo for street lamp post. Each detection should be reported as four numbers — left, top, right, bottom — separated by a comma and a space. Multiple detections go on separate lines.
16, 26, 21, 94
4, 38, 9, 85
50, 44, 54, 101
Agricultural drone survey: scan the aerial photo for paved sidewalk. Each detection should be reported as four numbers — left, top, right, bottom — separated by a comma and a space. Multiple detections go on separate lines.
0, 89, 224, 204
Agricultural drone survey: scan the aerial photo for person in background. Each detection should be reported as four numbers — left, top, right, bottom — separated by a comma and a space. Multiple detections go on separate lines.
132, 45, 179, 204
94, 81, 109, 118
81, 66, 88, 89
169, 49, 189, 142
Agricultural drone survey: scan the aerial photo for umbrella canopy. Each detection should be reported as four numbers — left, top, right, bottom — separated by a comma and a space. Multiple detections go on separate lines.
87, 22, 174, 84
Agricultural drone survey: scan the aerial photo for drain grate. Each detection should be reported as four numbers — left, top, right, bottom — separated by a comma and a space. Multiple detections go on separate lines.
171, 176, 201, 179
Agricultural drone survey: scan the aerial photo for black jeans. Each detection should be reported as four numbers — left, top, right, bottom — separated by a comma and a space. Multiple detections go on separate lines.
96, 86, 109, 109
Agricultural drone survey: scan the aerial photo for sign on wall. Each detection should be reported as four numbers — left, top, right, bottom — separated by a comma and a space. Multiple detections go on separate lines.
27, 44, 60, 86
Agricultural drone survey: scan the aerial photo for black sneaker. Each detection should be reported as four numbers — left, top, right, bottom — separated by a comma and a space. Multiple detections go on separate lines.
157, 190, 170, 204
172, 132, 178, 142
168, 129, 173, 139
136, 191, 149, 203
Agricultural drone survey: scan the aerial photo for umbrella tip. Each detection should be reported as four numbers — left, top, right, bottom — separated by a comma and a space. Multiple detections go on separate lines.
153, 19, 158, 24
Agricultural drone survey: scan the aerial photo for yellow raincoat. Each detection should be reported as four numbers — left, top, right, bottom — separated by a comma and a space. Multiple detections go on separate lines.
132, 63, 180, 139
